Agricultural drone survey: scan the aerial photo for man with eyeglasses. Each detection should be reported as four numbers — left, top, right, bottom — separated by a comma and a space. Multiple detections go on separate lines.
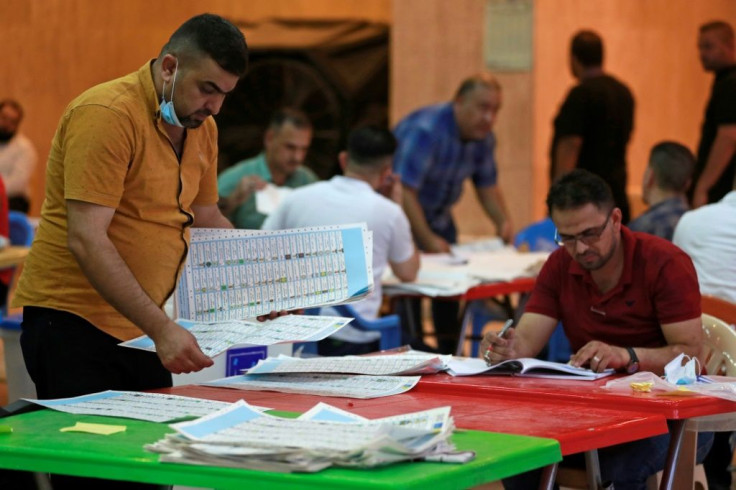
482, 169, 712, 489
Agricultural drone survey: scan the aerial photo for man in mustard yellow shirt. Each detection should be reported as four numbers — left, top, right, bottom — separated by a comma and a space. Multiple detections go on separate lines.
14, 11, 246, 434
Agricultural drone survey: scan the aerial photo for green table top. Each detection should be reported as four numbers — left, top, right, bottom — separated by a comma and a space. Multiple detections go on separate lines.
0, 409, 561, 489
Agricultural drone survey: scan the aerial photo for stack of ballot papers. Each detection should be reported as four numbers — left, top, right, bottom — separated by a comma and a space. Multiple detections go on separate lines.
201, 350, 452, 399
146, 400, 465, 472
383, 246, 549, 297
244, 351, 450, 376
175, 224, 374, 322
119, 315, 353, 357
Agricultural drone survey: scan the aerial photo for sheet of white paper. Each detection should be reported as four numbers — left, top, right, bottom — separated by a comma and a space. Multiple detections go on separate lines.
24, 390, 232, 423
175, 224, 374, 322
119, 315, 352, 357
245, 353, 445, 376
255, 184, 293, 215
203, 373, 421, 399
467, 250, 550, 282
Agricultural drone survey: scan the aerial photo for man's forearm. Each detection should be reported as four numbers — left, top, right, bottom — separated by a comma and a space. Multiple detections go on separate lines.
402, 188, 440, 251
552, 135, 582, 181
634, 343, 701, 376
477, 186, 508, 229
68, 233, 173, 341
694, 128, 736, 200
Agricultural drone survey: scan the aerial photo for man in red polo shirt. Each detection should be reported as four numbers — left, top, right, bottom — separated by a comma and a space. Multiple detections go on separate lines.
481, 169, 712, 489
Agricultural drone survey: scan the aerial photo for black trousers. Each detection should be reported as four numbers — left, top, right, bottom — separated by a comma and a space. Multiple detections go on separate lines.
20, 306, 172, 490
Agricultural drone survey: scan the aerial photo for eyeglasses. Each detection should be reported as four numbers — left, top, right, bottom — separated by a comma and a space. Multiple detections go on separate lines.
554, 210, 613, 247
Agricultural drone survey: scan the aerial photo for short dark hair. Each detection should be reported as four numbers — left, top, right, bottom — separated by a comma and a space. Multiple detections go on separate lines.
571, 30, 604, 67
0, 99, 23, 122
547, 169, 614, 215
700, 21, 735, 46
648, 141, 695, 193
161, 13, 248, 77
454, 72, 501, 100
268, 107, 312, 132
347, 126, 397, 166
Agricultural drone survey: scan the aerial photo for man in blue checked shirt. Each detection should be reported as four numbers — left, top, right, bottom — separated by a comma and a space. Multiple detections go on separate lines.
393, 73, 512, 353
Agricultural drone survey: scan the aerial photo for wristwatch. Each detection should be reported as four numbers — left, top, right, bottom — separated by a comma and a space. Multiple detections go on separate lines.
625, 347, 640, 374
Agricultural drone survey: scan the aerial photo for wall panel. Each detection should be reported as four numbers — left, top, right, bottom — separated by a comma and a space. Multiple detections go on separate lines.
0, 0, 390, 215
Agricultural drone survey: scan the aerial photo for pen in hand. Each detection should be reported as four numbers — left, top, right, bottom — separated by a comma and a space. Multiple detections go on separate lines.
483, 318, 514, 365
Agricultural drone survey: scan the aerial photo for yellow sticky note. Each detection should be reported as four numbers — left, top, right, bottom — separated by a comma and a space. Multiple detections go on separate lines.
60, 422, 126, 435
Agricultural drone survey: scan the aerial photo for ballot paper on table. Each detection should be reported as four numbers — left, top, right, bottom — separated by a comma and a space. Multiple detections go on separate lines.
254, 183, 293, 215
383, 246, 549, 297
203, 372, 421, 399
119, 315, 352, 358
174, 224, 373, 322
244, 353, 447, 376
466, 250, 550, 282
146, 399, 459, 472
24, 390, 233, 423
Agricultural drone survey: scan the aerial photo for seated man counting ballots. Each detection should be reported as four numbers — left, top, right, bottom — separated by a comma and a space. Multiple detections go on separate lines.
481, 169, 713, 490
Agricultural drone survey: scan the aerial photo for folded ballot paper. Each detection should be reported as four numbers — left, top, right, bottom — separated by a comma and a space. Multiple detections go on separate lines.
174, 224, 374, 322
146, 400, 466, 472
120, 315, 353, 358
243, 351, 450, 376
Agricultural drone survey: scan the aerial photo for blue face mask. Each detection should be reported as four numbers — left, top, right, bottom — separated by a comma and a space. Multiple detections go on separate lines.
160, 61, 184, 127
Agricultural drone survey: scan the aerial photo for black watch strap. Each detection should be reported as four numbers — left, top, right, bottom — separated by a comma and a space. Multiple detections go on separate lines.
626, 347, 640, 373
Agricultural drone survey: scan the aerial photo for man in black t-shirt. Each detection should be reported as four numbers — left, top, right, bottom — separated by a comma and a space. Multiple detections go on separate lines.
691, 20, 736, 208
550, 30, 634, 223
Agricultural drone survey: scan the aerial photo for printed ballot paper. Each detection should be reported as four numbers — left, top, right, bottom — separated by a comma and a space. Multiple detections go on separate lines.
174, 224, 374, 322
120, 315, 352, 358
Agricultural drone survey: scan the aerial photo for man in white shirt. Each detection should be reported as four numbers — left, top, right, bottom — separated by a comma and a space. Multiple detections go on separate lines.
0, 99, 36, 213
673, 180, 736, 490
673, 185, 736, 304
263, 126, 419, 353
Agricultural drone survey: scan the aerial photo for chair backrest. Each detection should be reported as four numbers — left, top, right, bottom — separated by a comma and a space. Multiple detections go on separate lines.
8, 211, 34, 246
513, 217, 558, 253
701, 295, 736, 326
701, 313, 736, 377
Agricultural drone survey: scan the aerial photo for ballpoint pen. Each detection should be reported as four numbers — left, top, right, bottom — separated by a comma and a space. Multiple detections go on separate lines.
483, 319, 514, 364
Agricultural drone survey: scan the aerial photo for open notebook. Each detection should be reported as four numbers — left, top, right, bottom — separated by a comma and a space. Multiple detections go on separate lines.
446, 357, 615, 380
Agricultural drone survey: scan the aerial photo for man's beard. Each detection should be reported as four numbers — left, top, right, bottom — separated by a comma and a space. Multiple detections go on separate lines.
0, 130, 15, 143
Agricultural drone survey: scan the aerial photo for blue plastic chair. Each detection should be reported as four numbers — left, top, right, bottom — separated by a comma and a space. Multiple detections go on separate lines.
8, 211, 35, 247
466, 217, 571, 361
298, 304, 402, 355
513, 217, 557, 253
0, 212, 35, 328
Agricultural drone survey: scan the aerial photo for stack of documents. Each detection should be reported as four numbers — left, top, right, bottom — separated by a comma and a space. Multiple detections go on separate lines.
383, 246, 549, 297
200, 350, 452, 399
147, 400, 461, 472
174, 224, 374, 322
244, 352, 449, 376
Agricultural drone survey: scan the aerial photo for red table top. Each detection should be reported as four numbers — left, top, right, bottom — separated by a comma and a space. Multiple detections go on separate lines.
157, 383, 667, 456
418, 373, 736, 420
463, 277, 536, 301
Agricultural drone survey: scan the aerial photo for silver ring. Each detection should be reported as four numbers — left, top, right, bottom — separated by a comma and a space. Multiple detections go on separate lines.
593, 356, 601, 363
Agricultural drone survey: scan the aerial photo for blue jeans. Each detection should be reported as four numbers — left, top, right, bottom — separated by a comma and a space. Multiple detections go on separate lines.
503, 423, 714, 490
